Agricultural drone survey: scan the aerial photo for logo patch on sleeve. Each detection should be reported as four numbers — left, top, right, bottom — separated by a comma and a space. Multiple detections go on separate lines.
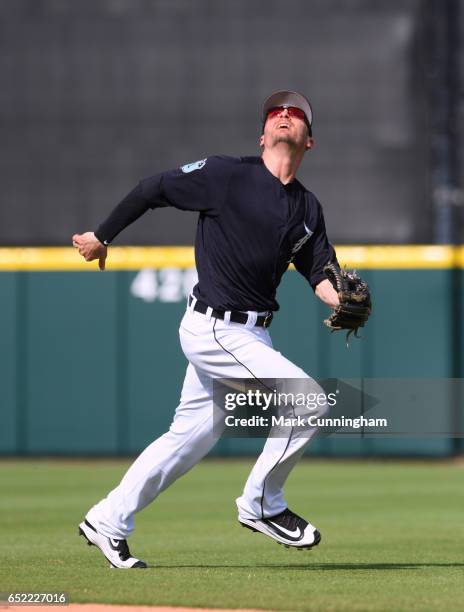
181, 158, 207, 173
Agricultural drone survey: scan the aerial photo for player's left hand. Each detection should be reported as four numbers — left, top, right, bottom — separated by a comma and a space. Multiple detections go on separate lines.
322, 262, 371, 342
72, 232, 107, 270
315, 278, 340, 308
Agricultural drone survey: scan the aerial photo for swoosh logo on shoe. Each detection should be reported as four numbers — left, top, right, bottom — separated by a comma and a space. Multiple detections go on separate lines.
109, 538, 121, 549
267, 521, 303, 539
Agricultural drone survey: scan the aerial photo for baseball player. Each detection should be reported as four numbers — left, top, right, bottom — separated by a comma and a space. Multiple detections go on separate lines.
73, 90, 341, 569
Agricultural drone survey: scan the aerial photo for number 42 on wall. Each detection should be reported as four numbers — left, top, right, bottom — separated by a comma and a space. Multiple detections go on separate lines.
130, 268, 198, 303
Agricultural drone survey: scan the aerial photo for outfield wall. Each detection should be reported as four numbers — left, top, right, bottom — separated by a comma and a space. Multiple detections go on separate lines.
1, 246, 463, 457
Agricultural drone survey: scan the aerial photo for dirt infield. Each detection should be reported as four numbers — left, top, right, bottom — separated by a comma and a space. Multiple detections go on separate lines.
1, 605, 270, 612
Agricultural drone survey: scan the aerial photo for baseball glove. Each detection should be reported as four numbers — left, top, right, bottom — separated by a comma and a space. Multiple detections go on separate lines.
323, 262, 371, 343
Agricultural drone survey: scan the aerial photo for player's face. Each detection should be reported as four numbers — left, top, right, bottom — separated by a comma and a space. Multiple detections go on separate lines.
260, 106, 313, 152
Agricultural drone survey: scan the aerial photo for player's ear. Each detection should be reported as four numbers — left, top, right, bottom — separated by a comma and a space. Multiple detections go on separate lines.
259, 134, 265, 148
306, 137, 315, 151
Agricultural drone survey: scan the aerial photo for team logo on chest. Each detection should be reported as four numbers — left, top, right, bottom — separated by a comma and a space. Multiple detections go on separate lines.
288, 222, 313, 262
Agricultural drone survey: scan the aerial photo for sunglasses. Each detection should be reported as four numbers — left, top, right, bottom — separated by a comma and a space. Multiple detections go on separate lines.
266, 106, 307, 121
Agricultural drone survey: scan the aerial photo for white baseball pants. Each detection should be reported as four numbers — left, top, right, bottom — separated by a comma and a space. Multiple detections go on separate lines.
86, 303, 326, 539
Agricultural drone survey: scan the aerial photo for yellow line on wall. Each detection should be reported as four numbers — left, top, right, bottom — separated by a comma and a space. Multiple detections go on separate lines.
335, 245, 460, 269
0, 245, 462, 271
0, 247, 195, 271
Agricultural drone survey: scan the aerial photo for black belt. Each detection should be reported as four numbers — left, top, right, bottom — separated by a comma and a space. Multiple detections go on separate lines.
188, 296, 273, 328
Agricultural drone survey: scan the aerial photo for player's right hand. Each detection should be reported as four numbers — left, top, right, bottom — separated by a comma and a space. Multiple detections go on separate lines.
72, 232, 108, 271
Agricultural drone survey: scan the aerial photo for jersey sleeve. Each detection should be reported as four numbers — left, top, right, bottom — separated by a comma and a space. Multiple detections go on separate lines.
292, 198, 338, 290
94, 156, 232, 245
94, 182, 159, 245
141, 156, 233, 213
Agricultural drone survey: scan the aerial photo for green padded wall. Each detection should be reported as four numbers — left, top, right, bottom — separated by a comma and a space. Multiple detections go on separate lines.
0, 268, 460, 457
0, 273, 17, 452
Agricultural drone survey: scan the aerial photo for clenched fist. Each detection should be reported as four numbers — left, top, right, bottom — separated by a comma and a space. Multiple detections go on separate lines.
72, 232, 108, 270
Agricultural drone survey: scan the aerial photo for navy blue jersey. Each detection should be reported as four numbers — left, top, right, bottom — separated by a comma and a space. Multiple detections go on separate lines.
96, 155, 337, 312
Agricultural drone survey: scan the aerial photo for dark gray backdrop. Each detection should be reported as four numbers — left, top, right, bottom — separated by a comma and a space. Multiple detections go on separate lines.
0, 0, 444, 245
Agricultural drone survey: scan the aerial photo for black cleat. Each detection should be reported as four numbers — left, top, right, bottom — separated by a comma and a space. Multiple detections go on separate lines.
239, 508, 321, 549
78, 519, 147, 569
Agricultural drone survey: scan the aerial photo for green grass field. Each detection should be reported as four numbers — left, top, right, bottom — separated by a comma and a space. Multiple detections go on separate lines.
0, 459, 463, 612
